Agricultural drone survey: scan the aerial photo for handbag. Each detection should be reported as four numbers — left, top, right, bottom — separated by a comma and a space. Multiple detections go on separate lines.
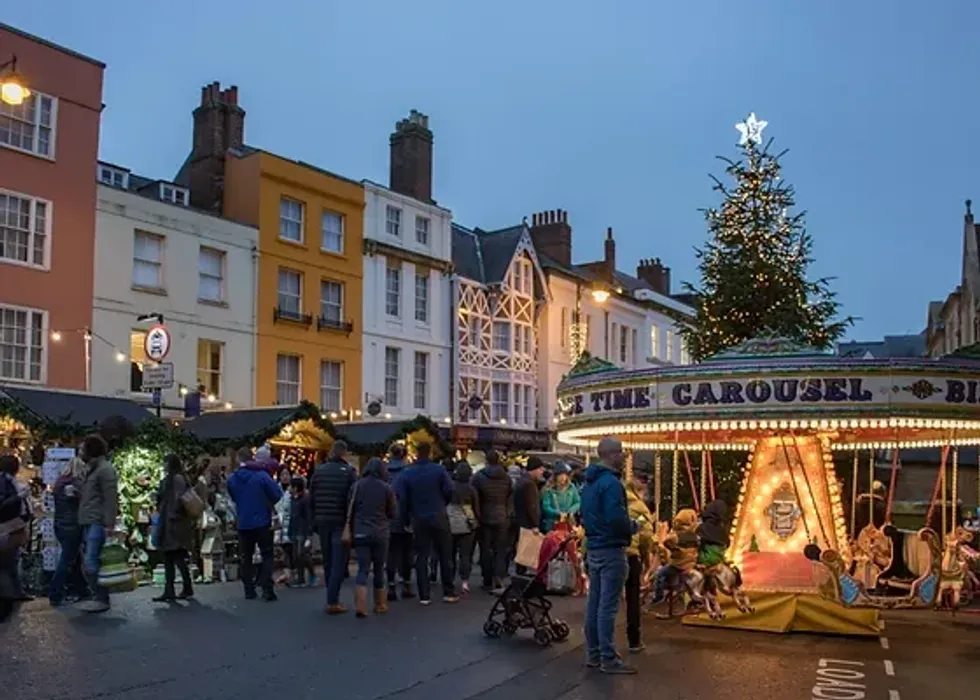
340, 482, 359, 545
180, 486, 205, 519
514, 528, 545, 570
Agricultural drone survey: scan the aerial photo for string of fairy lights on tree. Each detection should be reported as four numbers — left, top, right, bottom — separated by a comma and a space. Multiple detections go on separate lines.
680, 113, 854, 362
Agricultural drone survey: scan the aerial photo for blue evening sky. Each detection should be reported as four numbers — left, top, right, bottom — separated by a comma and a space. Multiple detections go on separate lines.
7, 1, 977, 341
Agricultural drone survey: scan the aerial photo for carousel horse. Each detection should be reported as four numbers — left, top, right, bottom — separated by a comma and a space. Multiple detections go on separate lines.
655, 566, 706, 619
818, 549, 871, 607
701, 561, 754, 620
937, 527, 979, 611
851, 524, 893, 591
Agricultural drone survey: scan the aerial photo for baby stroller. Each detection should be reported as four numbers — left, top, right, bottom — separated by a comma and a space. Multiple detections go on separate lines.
482, 531, 573, 647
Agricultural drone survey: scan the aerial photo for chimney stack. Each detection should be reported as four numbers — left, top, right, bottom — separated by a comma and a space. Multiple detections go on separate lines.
604, 227, 616, 278
528, 209, 572, 267
389, 110, 434, 203
637, 257, 671, 295
185, 81, 245, 212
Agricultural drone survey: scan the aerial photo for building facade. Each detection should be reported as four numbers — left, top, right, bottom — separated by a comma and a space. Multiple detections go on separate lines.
0, 23, 103, 390
925, 200, 980, 357
361, 112, 453, 422
91, 163, 258, 410
529, 210, 694, 431
177, 82, 364, 410
451, 222, 551, 452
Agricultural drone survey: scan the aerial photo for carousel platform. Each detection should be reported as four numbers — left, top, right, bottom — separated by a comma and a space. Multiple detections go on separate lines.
682, 591, 881, 636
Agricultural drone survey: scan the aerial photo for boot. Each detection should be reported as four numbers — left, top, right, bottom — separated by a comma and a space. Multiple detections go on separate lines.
177, 584, 194, 600
401, 581, 415, 599
354, 585, 369, 618
374, 587, 388, 614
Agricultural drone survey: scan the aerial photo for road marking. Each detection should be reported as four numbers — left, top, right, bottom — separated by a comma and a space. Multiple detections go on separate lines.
814, 659, 866, 699
884, 660, 894, 676
879, 619, 885, 630
880, 637, 890, 650
889, 691, 900, 700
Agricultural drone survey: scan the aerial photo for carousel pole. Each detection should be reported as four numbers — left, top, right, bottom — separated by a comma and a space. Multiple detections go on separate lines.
671, 444, 680, 518
951, 447, 958, 531
941, 446, 948, 537
699, 449, 707, 509
850, 450, 859, 538
868, 448, 874, 527
624, 449, 634, 482
653, 451, 662, 523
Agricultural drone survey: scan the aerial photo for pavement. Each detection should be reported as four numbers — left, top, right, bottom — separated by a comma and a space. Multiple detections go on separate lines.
1, 580, 977, 700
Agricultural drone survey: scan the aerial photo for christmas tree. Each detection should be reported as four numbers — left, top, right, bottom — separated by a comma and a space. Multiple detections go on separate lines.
681, 113, 853, 361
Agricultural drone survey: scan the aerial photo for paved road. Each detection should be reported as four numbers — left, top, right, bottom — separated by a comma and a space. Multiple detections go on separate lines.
1, 581, 974, 700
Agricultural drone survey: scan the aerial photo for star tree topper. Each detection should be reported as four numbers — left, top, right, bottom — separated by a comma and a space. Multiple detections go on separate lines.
736, 112, 768, 146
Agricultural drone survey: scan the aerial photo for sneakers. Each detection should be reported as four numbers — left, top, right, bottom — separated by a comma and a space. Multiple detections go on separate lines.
601, 659, 637, 675
461, 581, 470, 594
442, 595, 459, 604
628, 643, 646, 654
419, 599, 432, 606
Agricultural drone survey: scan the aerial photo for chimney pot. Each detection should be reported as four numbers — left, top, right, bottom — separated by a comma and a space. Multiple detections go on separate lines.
606, 227, 613, 239
389, 109, 434, 202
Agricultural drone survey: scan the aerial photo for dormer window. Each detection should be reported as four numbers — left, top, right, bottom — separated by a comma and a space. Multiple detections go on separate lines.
98, 164, 129, 189
160, 184, 189, 206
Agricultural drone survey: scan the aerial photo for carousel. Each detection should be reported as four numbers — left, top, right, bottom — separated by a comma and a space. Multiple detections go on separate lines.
555, 336, 980, 635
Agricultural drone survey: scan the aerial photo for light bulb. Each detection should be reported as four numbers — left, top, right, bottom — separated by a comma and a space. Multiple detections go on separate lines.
51, 331, 62, 342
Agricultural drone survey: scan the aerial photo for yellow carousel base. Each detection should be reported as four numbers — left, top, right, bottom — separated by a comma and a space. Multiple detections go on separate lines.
682, 592, 880, 636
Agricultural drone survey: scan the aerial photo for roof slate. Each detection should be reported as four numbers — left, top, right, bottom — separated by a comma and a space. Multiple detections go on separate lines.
0, 385, 154, 428
451, 223, 525, 285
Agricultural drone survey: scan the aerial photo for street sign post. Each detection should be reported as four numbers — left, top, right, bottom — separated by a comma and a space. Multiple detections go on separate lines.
144, 324, 171, 362
141, 362, 174, 391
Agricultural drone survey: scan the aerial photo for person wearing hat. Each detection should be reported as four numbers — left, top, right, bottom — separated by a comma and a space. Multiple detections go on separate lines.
512, 457, 546, 574
540, 462, 581, 533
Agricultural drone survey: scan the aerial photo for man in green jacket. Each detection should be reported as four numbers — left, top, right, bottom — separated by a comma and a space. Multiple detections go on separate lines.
77, 435, 119, 613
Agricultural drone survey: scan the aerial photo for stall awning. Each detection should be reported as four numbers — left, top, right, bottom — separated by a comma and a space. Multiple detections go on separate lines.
180, 406, 303, 442
336, 418, 451, 456
0, 384, 154, 430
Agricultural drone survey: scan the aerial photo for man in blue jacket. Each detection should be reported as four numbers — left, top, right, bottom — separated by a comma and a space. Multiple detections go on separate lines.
227, 446, 283, 601
580, 436, 636, 675
395, 442, 457, 604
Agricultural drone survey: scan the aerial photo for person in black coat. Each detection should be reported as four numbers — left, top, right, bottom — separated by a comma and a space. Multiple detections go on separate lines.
512, 458, 546, 574
308, 441, 357, 614
287, 478, 313, 586
471, 451, 513, 592
448, 462, 477, 593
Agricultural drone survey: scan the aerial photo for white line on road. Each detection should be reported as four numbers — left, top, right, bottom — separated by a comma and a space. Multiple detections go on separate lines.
880, 637, 890, 650
879, 619, 885, 630
889, 690, 901, 700
884, 660, 895, 676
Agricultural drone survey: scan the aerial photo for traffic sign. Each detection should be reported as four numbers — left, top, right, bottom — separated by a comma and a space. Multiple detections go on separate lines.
142, 362, 174, 390
144, 324, 171, 362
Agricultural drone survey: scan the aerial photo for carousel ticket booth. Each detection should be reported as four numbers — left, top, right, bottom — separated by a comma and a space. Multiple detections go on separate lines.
555, 337, 980, 635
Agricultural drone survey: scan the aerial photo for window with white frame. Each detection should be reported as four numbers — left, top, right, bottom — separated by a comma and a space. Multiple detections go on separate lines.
414, 271, 429, 323
666, 329, 675, 362
276, 354, 301, 404
415, 215, 430, 245
0, 92, 55, 158
320, 280, 343, 325
132, 230, 164, 289
321, 211, 344, 253
492, 321, 511, 352
198, 247, 225, 303
159, 184, 188, 206
385, 206, 401, 237
196, 339, 223, 397
384, 347, 400, 405
0, 304, 44, 382
522, 324, 532, 355
98, 165, 129, 188
491, 382, 509, 423
620, 325, 629, 364
650, 326, 660, 360
277, 268, 302, 315
385, 261, 401, 317
413, 351, 428, 410
0, 190, 48, 268
513, 257, 533, 295
279, 197, 304, 242
513, 325, 523, 354
523, 385, 534, 425
680, 337, 691, 365
320, 360, 343, 411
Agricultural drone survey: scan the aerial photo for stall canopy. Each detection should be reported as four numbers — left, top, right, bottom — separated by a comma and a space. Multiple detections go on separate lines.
0, 384, 154, 440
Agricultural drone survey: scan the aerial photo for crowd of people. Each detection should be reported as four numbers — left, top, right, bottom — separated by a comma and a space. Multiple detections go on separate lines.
0, 431, 709, 676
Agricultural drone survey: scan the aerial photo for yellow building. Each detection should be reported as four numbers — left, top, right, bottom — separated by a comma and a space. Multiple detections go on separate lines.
223, 148, 364, 410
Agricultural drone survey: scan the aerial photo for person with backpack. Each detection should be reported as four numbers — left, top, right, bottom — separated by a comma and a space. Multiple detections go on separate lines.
447, 461, 477, 594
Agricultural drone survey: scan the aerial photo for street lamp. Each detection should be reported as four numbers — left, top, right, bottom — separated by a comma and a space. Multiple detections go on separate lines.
0, 55, 30, 106
591, 288, 610, 304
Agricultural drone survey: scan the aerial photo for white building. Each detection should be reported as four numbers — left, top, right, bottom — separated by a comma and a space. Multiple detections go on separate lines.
91, 161, 258, 411
361, 181, 453, 422
359, 111, 454, 423
451, 221, 553, 453
529, 210, 695, 430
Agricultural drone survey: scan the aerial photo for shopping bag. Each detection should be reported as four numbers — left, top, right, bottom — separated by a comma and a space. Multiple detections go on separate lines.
514, 528, 545, 570
546, 557, 576, 595
98, 540, 136, 592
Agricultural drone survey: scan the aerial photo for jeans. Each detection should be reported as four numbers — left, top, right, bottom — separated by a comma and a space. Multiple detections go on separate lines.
49, 527, 86, 603
163, 549, 193, 596
82, 524, 109, 604
479, 524, 510, 587
354, 535, 388, 588
451, 532, 475, 584
625, 554, 642, 647
584, 548, 628, 663
238, 527, 274, 597
413, 518, 455, 601
387, 532, 414, 586
319, 524, 348, 606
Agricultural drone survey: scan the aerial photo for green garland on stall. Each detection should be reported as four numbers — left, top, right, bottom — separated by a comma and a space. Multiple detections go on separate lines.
0, 396, 98, 443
